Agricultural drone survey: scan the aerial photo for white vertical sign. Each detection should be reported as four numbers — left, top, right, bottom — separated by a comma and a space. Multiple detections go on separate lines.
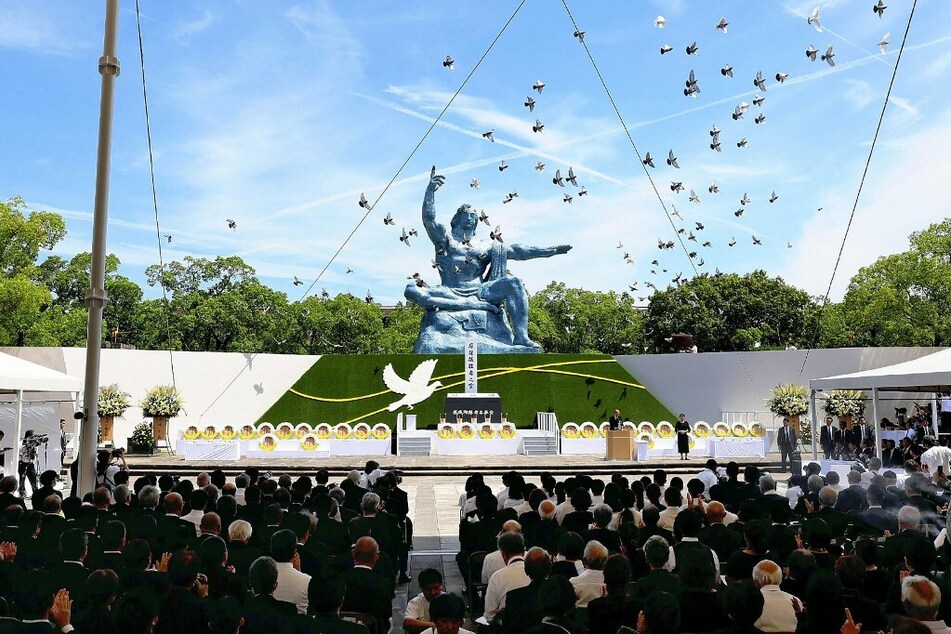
465, 337, 478, 394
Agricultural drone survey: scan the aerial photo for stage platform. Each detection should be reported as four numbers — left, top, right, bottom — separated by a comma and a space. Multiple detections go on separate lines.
123, 451, 787, 478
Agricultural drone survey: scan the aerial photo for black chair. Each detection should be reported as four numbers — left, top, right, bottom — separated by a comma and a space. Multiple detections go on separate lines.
468, 550, 489, 618
339, 611, 377, 634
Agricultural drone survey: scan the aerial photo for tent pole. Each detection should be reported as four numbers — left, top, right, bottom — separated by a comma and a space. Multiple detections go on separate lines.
10, 391, 22, 480
810, 390, 818, 461
79, 0, 120, 497
932, 393, 940, 437
872, 389, 880, 458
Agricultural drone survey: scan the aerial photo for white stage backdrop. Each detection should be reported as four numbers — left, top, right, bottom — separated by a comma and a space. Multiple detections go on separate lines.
0, 401, 63, 476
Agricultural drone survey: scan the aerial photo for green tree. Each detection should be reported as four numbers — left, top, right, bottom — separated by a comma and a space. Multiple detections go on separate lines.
644, 271, 815, 352
382, 302, 423, 353
837, 220, 951, 347
295, 294, 385, 354
528, 282, 644, 354
0, 196, 66, 276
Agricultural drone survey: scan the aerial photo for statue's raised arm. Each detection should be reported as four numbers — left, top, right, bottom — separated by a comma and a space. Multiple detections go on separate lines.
422, 166, 449, 246
506, 243, 573, 261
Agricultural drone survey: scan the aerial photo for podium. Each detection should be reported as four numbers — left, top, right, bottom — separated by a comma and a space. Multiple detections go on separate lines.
606, 429, 636, 461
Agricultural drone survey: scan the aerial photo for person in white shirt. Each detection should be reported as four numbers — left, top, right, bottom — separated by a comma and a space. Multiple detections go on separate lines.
697, 460, 720, 501
861, 457, 883, 486
481, 520, 522, 585
233, 473, 249, 506
483, 532, 529, 622
270, 529, 311, 614
420, 592, 475, 634
181, 489, 208, 537
570, 541, 608, 607
920, 437, 951, 476
656, 488, 683, 532
902, 575, 951, 634
753, 559, 801, 632
404, 568, 444, 633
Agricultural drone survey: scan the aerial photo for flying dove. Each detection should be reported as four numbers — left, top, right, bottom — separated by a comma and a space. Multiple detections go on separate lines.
732, 105, 745, 121
737, 137, 748, 148
470, 178, 480, 189
524, 96, 536, 112
365, 290, 374, 304
695, 222, 705, 231
754, 71, 767, 91
346, 267, 354, 274
563, 194, 573, 204
667, 150, 680, 168
728, 237, 737, 247
660, 44, 673, 55
532, 119, 545, 133
482, 130, 495, 142
655, 16, 667, 28
721, 64, 734, 77
164, 234, 172, 243
502, 191, 518, 204
715, 17, 729, 33
689, 190, 701, 204
490, 225, 503, 242
688, 231, 697, 242
383, 212, 395, 225
400, 228, 411, 246
686, 42, 699, 56
409, 228, 418, 237
808, 7, 822, 32
643, 153, 656, 168
578, 186, 588, 196
573, 29, 585, 42
383, 360, 443, 411
552, 170, 565, 187
617, 241, 624, 249
293, 276, 303, 286
358, 194, 370, 209
775, 72, 789, 83
671, 206, 682, 220
533, 79, 545, 93
734, 208, 745, 217
769, 191, 779, 203
321, 289, 330, 298
822, 45, 835, 67
752, 236, 762, 245
806, 44, 818, 61
879, 33, 890, 54
431, 259, 443, 272
873, 1, 886, 18
226, 218, 237, 230
755, 113, 766, 125
443, 55, 454, 70
708, 182, 720, 194
478, 210, 490, 225
566, 167, 578, 186
710, 140, 722, 152
710, 124, 721, 137
787, 241, 793, 249
702, 241, 712, 248
535, 161, 545, 172
498, 161, 508, 172
671, 181, 684, 193
753, 94, 765, 107
740, 193, 751, 205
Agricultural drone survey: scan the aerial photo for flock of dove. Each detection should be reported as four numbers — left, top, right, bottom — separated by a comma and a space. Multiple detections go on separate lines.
204, 3, 896, 307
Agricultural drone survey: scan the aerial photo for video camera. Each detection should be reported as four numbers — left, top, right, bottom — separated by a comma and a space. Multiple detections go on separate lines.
23, 434, 49, 448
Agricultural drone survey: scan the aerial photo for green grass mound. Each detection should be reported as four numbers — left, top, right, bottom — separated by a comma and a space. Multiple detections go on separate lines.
258, 354, 674, 429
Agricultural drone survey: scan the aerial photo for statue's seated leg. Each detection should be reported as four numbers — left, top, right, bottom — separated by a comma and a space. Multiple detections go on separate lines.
481, 275, 539, 349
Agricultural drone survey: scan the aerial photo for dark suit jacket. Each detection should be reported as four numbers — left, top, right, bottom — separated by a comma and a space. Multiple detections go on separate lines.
856, 507, 898, 534
820, 425, 836, 453
777, 427, 797, 451
45, 561, 89, 596
608, 415, 623, 430
698, 523, 743, 562
561, 511, 593, 536
341, 566, 394, 627
503, 579, 545, 634
836, 484, 869, 514
588, 595, 639, 634
154, 586, 210, 634
585, 527, 621, 553
0, 620, 60, 633
297, 614, 368, 634
631, 569, 680, 609
882, 528, 931, 572
228, 540, 265, 576
813, 507, 851, 537
524, 519, 561, 553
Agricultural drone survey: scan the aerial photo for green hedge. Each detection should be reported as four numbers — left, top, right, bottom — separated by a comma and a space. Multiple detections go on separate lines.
258, 354, 674, 429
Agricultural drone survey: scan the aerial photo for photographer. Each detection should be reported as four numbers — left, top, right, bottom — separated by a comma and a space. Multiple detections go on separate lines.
95, 448, 127, 492
18, 429, 47, 497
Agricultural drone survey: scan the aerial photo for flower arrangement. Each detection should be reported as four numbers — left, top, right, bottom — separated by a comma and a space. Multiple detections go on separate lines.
599, 422, 610, 437
499, 423, 516, 440
201, 425, 217, 440
333, 424, 351, 440
823, 390, 866, 418
458, 423, 475, 439
693, 421, 712, 438
258, 433, 277, 450
315, 424, 332, 439
732, 422, 750, 437
140, 385, 184, 418
301, 433, 319, 451
713, 422, 731, 438
580, 422, 599, 438
372, 424, 391, 440
637, 432, 655, 449
750, 422, 767, 438
638, 422, 655, 436
129, 423, 154, 453
295, 423, 312, 439
238, 425, 257, 440
438, 423, 456, 439
276, 423, 295, 440
656, 421, 675, 439
353, 423, 371, 440
258, 422, 274, 436
688, 436, 697, 449
183, 425, 201, 440
479, 424, 496, 439
623, 421, 637, 432
219, 425, 236, 440
97, 384, 131, 418
766, 384, 810, 417
562, 423, 581, 439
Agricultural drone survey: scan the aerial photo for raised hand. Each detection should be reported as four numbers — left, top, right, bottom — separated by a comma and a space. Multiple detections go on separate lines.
841, 607, 861, 634
429, 166, 446, 192
155, 551, 171, 572
49, 589, 72, 628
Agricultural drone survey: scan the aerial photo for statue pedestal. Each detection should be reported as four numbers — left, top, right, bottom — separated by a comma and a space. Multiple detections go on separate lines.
444, 393, 503, 425
414, 309, 539, 354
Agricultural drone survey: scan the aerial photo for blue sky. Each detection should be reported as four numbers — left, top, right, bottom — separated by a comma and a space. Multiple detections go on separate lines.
2, 0, 950, 306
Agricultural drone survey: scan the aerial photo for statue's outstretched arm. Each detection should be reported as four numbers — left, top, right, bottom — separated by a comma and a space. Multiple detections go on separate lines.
423, 167, 449, 246
506, 243, 572, 261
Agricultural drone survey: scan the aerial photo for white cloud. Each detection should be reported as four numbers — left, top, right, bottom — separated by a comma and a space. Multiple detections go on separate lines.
779, 115, 951, 300
843, 78, 875, 110
0, 4, 81, 54
169, 8, 215, 42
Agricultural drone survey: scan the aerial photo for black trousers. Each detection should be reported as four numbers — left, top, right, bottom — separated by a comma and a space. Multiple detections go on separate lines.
18, 461, 37, 496
779, 446, 791, 470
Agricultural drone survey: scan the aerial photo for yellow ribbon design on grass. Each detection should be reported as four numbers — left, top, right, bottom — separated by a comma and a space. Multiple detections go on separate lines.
288, 358, 645, 424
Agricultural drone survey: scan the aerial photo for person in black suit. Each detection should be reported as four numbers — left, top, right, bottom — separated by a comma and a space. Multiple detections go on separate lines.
58, 419, 67, 469
243, 555, 298, 634
300, 576, 367, 634
631, 535, 680, 610
698, 501, 743, 562
341, 536, 394, 631
0, 571, 73, 633
503, 546, 550, 634
524, 500, 561, 553
588, 554, 638, 634
46, 528, 89, 597
883, 440, 902, 468
777, 417, 797, 472
608, 409, 623, 431
881, 506, 931, 572
153, 550, 211, 634
227, 519, 265, 576
585, 504, 621, 554
835, 470, 870, 514
820, 417, 837, 459
111, 589, 160, 633
851, 417, 873, 449
856, 485, 898, 534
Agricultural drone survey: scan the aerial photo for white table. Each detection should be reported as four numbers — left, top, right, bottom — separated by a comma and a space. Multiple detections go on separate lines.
432, 436, 519, 456
882, 430, 912, 443
330, 438, 390, 456
561, 436, 605, 455
177, 440, 241, 461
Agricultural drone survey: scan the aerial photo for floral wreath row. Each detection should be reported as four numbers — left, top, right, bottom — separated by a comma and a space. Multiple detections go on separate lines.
437, 422, 517, 440
182, 421, 392, 442
561, 420, 767, 439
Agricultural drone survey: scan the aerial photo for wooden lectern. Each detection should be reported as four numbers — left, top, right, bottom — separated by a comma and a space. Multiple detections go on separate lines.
606, 429, 636, 461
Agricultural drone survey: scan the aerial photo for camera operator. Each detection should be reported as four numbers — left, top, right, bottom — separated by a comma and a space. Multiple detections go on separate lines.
18, 429, 47, 497
95, 448, 127, 492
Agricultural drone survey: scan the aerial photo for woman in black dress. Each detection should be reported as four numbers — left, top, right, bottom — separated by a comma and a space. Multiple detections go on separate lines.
675, 413, 691, 460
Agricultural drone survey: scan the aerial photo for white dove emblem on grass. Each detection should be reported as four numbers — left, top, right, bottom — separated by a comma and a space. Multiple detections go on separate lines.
383, 360, 443, 411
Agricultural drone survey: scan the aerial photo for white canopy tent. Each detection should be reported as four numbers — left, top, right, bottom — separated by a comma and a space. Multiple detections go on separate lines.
809, 348, 951, 459
0, 352, 81, 477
